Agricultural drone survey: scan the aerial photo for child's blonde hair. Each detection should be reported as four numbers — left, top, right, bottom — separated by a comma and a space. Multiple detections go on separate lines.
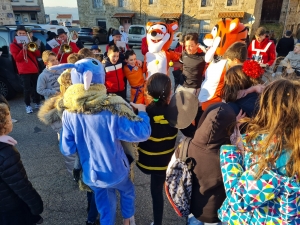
57, 70, 72, 95
0, 103, 11, 135
67, 53, 83, 64
244, 78, 300, 178
295, 43, 300, 48
42, 50, 56, 63
78, 48, 94, 58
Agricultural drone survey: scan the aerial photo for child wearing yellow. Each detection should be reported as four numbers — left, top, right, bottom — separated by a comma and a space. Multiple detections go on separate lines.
123, 50, 145, 104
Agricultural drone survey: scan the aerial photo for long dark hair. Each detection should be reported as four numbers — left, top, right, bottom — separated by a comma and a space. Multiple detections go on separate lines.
146, 73, 171, 106
221, 65, 262, 102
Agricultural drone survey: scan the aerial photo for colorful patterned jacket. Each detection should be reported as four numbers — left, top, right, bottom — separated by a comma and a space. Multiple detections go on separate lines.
218, 134, 300, 225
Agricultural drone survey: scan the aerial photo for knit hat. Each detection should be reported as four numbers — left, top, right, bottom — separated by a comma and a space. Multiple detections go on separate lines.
165, 91, 199, 129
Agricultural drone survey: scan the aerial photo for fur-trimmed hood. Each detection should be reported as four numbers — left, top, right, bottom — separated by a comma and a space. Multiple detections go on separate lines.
60, 83, 141, 121
38, 94, 64, 126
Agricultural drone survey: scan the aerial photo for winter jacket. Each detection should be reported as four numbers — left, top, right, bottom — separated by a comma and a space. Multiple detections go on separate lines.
137, 104, 178, 175
247, 38, 276, 66
180, 50, 206, 89
0, 142, 43, 214
37, 68, 63, 99
219, 134, 300, 224
187, 103, 236, 223
282, 51, 300, 70
227, 92, 259, 117
52, 40, 80, 64
276, 37, 295, 57
104, 58, 125, 93
10, 38, 41, 75
141, 37, 148, 56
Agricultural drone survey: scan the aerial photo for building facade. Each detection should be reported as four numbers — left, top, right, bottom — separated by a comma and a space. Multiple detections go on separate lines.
56, 14, 73, 25
0, 0, 15, 25
77, 0, 293, 38
11, 0, 46, 24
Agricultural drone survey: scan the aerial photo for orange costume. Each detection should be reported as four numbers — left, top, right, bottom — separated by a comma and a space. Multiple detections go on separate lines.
123, 64, 145, 104
198, 18, 248, 110
143, 22, 181, 79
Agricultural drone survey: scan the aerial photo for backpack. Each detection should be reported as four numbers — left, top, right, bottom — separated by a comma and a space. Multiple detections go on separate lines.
165, 137, 194, 218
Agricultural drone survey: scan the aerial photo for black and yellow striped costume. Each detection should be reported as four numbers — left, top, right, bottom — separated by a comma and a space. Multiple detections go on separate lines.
137, 104, 178, 175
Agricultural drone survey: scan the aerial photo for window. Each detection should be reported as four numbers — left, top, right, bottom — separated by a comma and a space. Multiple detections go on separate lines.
26, 0, 34, 2
30, 13, 36, 21
119, 0, 126, 7
93, 0, 103, 8
227, 0, 238, 6
97, 20, 107, 29
0, 36, 9, 56
149, 0, 154, 4
201, 0, 213, 7
11, 0, 19, 2
129, 26, 145, 35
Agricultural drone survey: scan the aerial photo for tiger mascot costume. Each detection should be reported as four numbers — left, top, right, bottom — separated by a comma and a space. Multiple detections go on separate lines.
198, 18, 248, 110
144, 22, 181, 79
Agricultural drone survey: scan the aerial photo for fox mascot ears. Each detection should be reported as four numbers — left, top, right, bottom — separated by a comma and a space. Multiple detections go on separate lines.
203, 18, 248, 63
146, 22, 178, 53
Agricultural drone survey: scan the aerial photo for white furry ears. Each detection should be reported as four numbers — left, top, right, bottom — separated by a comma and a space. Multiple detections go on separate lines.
83, 70, 93, 90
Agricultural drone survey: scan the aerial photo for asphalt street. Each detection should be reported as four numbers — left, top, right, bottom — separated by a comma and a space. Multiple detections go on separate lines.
7, 44, 186, 225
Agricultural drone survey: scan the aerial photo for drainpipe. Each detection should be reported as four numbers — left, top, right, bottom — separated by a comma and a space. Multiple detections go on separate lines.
283, 0, 291, 36
180, 0, 185, 32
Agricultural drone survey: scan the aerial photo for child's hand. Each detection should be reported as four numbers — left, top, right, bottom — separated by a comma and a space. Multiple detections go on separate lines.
130, 102, 146, 112
0, 135, 17, 146
136, 60, 143, 67
236, 109, 246, 128
249, 84, 265, 95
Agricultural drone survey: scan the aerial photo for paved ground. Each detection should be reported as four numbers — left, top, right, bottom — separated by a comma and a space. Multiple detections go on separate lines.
7, 44, 185, 225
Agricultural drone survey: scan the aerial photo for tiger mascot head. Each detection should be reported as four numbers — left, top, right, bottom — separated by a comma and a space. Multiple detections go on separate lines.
203, 18, 248, 63
146, 22, 178, 53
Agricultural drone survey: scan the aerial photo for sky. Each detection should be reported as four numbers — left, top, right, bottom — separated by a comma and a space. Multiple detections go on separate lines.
43, 0, 78, 8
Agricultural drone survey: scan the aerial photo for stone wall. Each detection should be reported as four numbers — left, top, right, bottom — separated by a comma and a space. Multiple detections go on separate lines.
37, 0, 46, 24
284, 0, 300, 36
0, 0, 15, 25
77, 0, 263, 36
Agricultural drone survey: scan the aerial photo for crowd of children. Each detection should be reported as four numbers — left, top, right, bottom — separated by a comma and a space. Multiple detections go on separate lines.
2, 24, 300, 225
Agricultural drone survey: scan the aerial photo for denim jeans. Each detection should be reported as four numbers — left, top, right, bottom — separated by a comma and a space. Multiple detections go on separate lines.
188, 214, 223, 225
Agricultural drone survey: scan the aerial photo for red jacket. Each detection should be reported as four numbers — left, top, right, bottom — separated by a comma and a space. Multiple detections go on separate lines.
104, 59, 125, 93
52, 41, 79, 64
141, 37, 148, 56
247, 38, 276, 66
10, 39, 40, 75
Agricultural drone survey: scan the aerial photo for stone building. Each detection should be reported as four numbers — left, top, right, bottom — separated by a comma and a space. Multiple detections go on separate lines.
77, 0, 293, 38
11, 0, 46, 24
0, 0, 15, 25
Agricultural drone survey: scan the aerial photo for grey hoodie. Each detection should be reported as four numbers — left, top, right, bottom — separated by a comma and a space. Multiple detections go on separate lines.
37, 68, 63, 99
283, 51, 300, 70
